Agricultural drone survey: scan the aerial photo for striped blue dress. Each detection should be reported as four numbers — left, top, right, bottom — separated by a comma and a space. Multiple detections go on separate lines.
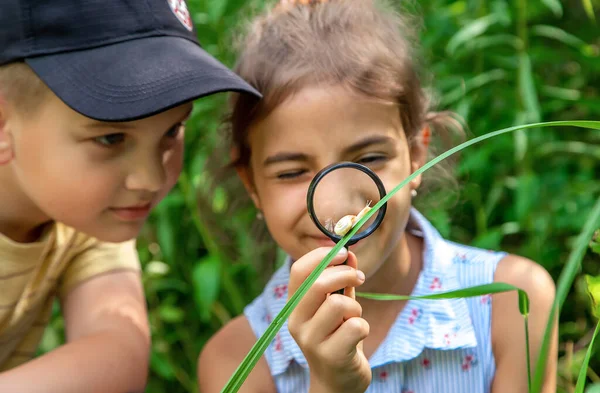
244, 208, 506, 393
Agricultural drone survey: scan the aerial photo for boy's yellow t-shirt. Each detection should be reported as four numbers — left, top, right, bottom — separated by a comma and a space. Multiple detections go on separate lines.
0, 222, 140, 371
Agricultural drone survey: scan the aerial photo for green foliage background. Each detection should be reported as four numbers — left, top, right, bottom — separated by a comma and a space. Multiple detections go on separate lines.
39, 0, 600, 392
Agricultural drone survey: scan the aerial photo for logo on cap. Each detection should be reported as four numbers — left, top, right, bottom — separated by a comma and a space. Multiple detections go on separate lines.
167, 0, 193, 31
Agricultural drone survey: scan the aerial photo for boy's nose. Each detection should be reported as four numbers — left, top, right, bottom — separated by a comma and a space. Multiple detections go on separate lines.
125, 153, 167, 193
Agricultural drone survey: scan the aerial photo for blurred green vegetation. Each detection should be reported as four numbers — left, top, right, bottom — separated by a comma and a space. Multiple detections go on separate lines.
39, 0, 600, 392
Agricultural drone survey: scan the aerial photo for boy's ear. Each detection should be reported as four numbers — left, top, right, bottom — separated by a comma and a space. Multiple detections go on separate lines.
409, 125, 429, 190
231, 148, 261, 210
0, 98, 14, 165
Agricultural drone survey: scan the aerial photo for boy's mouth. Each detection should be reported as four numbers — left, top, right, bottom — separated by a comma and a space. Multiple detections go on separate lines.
110, 203, 152, 221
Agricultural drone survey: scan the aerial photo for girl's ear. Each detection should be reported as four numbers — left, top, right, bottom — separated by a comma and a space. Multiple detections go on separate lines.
0, 98, 15, 165
231, 147, 261, 210
409, 125, 430, 190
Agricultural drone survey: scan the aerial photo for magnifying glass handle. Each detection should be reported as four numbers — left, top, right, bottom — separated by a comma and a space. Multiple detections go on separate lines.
333, 258, 348, 295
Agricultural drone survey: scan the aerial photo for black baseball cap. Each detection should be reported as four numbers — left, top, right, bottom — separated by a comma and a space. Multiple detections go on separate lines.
0, 0, 261, 121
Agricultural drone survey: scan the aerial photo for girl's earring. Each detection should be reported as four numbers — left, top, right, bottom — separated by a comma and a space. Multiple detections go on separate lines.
256, 211, 264, 220
411, 189, 418, 198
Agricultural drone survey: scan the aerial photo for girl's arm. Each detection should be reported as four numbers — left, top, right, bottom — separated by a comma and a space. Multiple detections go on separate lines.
198, 316, 276, 393
0, 270, 150, 393
491, 255, 558, 393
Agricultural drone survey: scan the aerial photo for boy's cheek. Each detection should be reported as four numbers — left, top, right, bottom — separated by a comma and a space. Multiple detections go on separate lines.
159, 145, 185, 198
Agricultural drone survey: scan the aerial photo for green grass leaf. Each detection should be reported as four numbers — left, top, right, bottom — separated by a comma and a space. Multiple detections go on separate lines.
193, 255, 222, 322
531, 196, 600, 393
446, 14, 500, 54
518, 53, 541, 123
582, 0, 597, 22
541, 0, 563, 17
221, 120, 600, 393
591, 230, 600, 255
531, 25, 590, 52
358, 283, 525, 307
585, 275, 600, 319
575, 320, 600, 393
358, 282, 530, 317
358, 283, 531, 390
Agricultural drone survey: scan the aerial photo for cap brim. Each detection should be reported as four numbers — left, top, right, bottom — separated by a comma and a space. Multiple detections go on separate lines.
26, 36, 260, 122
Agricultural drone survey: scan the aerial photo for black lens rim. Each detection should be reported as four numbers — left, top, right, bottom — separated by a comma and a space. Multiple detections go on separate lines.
306, 161, 388, 245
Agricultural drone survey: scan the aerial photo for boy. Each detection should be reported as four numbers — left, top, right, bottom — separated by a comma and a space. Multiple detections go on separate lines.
0, 0, 260, 392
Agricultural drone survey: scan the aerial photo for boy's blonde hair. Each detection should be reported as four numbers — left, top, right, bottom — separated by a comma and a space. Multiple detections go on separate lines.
0, 62, 50, 115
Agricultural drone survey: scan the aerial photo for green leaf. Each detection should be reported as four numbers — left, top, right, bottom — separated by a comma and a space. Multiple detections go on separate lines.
221, 120, 600, 393
575, 320, 600, 393
158, 305, 185, 323
441, 69, 507, 107
446, 14, 500, 54
358, 283, 530, 317
150, 351, 176, 380
591, 230, 600, 254
455, 34, 521, 56
586, 383, 600, 393
585, 274, 600, 319
582, 0, 597, 22
531, 196, 600, 393
518, 53, 541, 123
192, 254, 222, 322
472, 228, 503, 250
515, 172, 539, 223
531, 25, 589, 51
207, 0, 228, 24
541, 0, 563, 17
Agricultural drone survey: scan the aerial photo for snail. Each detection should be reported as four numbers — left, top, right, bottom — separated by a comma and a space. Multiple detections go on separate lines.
333, 201, 372, 236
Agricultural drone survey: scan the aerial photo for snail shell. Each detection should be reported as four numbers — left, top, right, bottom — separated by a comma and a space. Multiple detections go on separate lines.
333, 201, 373, 236
334, 215, 356, 236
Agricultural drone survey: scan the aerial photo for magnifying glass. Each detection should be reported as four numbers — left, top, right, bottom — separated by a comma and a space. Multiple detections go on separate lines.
306, 162, 388, 294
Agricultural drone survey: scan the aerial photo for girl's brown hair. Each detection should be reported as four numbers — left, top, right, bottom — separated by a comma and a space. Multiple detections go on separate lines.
227, 0, 465, 173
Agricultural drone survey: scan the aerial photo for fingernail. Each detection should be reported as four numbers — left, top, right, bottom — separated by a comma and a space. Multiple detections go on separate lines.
357, 270, 365, 281
337, 247, 347, 256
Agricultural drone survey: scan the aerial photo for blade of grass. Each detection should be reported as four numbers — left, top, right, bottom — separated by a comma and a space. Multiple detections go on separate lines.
221, 120, 600, 393
531, 196, 600, 393
575, 320, 600, 393
358, 282, 524, 303
358, 283, 531, 390
582, 0, 596, 22
541, 0, 563, 17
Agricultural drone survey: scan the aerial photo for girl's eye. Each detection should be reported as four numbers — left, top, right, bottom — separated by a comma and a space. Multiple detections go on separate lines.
277, 169, 307, 180
94, 133, 125, 147
357, 154, 387, 165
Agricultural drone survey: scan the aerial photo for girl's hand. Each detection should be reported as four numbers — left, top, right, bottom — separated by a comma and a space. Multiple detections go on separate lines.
287, 247, 371, 393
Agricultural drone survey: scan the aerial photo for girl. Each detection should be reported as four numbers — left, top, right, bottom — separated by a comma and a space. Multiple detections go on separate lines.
198, 0, 557, 392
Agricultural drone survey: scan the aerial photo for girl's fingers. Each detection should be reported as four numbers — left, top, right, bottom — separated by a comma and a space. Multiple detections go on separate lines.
288, 264, 365, 330
288, 247, 351, 298
302, 294, 363, 344
319, 317, 370, 365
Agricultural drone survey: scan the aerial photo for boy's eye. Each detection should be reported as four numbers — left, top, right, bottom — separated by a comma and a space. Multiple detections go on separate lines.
94, 133, 125, 147
165, 123, 184, 139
